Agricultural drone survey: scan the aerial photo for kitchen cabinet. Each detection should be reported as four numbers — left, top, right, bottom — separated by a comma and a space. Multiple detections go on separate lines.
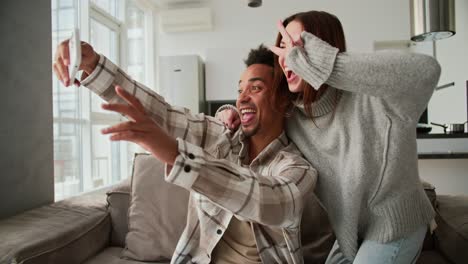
417, 133, 468, 159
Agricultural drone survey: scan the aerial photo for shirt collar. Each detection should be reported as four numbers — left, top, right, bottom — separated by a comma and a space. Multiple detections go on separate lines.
238, 131, 289, 166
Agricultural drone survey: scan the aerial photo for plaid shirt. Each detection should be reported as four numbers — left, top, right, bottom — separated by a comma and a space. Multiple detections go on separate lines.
81, 55, 317, 264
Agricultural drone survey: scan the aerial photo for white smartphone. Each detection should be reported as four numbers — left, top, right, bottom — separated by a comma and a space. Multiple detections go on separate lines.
68, 28, 81, 83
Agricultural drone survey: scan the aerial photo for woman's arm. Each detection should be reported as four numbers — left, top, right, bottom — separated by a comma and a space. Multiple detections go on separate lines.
287, 32, 441, 120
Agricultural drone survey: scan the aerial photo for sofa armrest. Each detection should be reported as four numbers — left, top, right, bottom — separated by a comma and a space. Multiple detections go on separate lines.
0, 192, 111, 264
434, 195, 468, 264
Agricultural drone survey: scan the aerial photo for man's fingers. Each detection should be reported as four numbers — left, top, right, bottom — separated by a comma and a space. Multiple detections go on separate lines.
101, 121, 149, 135
53, 57, 70, 86
115, 86, 146, 114
80, 71, 89, 82
101, 121, 135, 134
101, 102, 143, 122
60, 39, 70, 66
109, 131, 144, 142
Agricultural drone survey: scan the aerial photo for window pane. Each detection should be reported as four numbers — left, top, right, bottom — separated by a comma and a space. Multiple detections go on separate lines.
91, 0, 119, 19
91, 125, 122, 189
90, 18, 118, 113
89, 16, 125, 190
126, 0, 146, 84
53, 123, 81, 201
59, 0, 73, 8
125, 0, 147, 175
52, 0, 82, 201
52, 0, 137, 200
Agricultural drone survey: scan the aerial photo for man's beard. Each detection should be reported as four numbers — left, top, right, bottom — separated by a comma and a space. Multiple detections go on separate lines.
242, 123, 260, 137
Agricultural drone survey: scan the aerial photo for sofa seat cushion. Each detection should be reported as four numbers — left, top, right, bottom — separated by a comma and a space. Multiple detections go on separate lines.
0, 192, 109, 264
83, 247, 170, 264
435, 195, 468, 264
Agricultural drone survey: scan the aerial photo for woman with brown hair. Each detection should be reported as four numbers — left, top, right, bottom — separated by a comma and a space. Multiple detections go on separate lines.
218, 10, 441, 263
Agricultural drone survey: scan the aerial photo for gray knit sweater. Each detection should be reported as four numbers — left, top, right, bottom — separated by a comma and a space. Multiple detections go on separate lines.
285, 32, 441, 260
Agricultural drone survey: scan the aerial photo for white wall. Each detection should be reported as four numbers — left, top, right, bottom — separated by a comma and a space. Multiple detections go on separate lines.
0, 0, 54, 219
157, 0, 411, 100
419, 159, 468, 196
155, 0, 468, 196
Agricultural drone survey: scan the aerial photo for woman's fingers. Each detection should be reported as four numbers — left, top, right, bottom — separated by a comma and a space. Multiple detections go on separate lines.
114, 86, 146, 114
230, 118, 241, 130
269, 45, 285, 57
293, 33, 304, 47
276, 20, 293, 47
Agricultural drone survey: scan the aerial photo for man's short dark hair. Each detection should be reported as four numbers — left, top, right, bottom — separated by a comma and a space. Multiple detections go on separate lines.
244, 44, 274, 68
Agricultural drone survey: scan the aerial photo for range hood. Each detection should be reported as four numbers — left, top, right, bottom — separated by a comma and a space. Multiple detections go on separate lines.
410, 0, 456, 42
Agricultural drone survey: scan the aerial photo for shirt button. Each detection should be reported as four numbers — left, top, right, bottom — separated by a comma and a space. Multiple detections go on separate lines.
184, 165, 191, 172
188, 153, 195, 159
216, 229, 222, 235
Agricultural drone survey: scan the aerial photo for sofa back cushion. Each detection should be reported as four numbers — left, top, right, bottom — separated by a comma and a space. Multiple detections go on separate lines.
434, 195, 468, 264
122, 153, 190, 262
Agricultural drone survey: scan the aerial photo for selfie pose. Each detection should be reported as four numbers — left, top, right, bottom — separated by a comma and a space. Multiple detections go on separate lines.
54, 44, 318, 264
218, 10, 441, 264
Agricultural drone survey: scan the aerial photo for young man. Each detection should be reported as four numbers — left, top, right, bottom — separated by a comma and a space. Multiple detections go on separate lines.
53, 44, 317, 263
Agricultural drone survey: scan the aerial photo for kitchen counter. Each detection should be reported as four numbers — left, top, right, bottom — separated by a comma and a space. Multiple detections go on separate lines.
417, 133, 468, 159
417, 133, 468, 139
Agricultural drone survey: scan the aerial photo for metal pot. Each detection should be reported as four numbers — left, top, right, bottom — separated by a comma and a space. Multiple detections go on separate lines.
431, 122, 468, 134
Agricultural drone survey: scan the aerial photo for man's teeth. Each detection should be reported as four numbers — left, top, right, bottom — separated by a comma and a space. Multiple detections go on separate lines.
241, 109, 256, 115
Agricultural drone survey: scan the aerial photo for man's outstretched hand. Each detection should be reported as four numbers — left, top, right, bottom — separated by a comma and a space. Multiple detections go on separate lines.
101, 86, 179, 165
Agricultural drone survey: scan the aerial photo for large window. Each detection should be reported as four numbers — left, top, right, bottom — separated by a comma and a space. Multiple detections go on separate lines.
52, 0, 154, 200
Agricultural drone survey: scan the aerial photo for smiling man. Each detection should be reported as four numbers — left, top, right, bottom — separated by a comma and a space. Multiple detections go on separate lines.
53, 43, 317, 264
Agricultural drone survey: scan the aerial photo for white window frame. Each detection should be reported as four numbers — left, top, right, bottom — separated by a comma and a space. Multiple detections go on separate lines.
52, 0, 157, 200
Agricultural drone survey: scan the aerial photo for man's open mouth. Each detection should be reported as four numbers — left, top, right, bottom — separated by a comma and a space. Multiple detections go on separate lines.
240, 108, 257, 125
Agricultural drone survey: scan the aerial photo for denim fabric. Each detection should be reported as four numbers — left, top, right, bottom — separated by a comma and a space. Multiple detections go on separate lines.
325, 225, 427, 264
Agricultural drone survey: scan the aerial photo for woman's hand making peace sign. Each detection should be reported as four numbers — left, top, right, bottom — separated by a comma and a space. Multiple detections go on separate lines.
269, 20, 304, 60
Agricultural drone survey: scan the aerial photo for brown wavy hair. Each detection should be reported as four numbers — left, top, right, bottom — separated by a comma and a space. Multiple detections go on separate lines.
273, 11, 347, 117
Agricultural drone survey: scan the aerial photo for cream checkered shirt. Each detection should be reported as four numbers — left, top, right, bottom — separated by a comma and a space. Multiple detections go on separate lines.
82, 55, 317, 264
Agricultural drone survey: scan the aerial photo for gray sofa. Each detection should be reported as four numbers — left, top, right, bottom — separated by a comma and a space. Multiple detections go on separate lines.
0, 156, 467, 264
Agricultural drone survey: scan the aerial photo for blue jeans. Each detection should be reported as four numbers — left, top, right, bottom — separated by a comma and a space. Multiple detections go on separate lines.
325, 225, 427, 264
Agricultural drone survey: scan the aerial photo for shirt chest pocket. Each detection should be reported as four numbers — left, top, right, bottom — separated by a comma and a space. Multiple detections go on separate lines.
197, 193, 222, 216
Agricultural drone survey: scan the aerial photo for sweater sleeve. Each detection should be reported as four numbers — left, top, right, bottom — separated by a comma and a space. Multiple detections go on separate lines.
166, 139, 317, 228
286, 32, 442, 121
81, 54, 229, 148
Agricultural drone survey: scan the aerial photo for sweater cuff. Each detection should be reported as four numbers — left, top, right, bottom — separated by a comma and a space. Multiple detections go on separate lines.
214, 104, 239, 118
165, 138, 205, 190
286, 32, 339, 89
